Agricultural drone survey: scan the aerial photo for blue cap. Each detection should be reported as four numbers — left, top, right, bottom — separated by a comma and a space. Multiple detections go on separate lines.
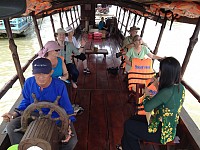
32, 58, 52, 74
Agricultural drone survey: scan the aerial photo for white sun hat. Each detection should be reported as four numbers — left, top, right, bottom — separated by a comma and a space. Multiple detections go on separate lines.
65, 26, 74, 33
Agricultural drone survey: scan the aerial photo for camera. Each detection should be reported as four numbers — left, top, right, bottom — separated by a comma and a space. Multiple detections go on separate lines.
116, 52, 123, 58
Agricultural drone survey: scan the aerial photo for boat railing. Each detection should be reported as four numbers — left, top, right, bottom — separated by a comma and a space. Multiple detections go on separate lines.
0, 55, 37, 99
181, 80, 200, 103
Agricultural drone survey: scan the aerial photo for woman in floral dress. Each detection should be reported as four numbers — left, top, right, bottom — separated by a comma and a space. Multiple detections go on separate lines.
119, 57, 185, 150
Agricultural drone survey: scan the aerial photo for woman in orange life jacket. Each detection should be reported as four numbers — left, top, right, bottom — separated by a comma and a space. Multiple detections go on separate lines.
117, 57, 185, 150
125, 35, 163, 72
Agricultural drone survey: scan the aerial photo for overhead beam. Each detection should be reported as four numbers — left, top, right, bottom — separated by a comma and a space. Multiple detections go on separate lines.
36, 0, 146, 17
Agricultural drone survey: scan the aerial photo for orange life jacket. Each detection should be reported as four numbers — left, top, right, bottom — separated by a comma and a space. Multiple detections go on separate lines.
145, 78, 158, 97
128, 58, 155, 90
137, 77, 158, 115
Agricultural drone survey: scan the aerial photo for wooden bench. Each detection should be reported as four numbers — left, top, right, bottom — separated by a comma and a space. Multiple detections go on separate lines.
85, 49, 108, 58
143, 136, 180, 150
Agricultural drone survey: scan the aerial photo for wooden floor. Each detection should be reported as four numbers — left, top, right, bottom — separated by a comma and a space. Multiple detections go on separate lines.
67, 37, 155, 150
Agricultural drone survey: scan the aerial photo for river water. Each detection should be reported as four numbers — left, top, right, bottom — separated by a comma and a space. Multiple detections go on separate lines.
0, 9, 200, 130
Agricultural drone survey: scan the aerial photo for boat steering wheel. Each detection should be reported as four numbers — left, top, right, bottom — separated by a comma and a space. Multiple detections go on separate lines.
15, 93, 71, 138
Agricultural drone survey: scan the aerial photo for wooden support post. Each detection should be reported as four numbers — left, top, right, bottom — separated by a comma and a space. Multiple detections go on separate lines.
59, 11, 64, 29
140, 17, 147, 38
116, 6, 118, 18
3, 19, 25, 88
70, 8, 74, 29
153, 17, 167, 55
65, 11, 70, 26
76, 5, 80, 22
32, 13, 43, 49
124, 11, 131, 36
73, 7, 78, 27
50, 14, 57, 41
117, 7, 121, 24
133, 14, 137, 26
181, 17, 200, 77
120, 9, 126, 31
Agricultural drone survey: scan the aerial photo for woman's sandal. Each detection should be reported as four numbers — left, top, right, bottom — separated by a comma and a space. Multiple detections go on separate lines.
116, 144, 122, 150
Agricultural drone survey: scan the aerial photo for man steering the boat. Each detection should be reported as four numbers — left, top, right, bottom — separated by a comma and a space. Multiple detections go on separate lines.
2, 58, 77, 150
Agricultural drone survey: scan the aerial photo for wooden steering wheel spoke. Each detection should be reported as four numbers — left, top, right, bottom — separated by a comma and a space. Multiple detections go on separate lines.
18, 93, 70, 138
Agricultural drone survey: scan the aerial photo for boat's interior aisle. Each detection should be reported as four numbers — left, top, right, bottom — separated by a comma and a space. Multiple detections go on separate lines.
68, 37, 155, 150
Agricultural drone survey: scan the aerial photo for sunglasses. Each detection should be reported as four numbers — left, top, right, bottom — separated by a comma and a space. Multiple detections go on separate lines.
55, 49, 60, 52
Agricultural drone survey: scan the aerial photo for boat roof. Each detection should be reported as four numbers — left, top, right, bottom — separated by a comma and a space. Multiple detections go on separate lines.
1, 0, 200, 24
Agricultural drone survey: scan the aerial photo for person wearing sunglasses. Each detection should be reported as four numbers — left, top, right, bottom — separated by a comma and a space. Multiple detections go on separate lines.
38, 41, 69, 82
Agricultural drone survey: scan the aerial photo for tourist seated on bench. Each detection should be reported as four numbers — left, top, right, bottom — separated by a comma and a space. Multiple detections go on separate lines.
65, 26, 91, 74
98, 17, 107, 30
125, 35, 162, 73
56, 28, 79, 88
38, 41, 69, 83
98, 17, 109, 37
117, 57, 185, 150
2, 58, 77, 150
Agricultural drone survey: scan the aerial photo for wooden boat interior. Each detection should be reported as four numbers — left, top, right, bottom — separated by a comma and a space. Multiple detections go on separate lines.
0, 0, 200, 150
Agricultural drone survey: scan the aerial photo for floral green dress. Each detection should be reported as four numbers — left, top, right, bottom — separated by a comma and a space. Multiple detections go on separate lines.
143, 84, 185, 144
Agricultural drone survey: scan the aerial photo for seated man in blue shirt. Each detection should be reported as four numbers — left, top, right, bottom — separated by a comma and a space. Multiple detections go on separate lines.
98, 17, 107, 30
2, 58, 77, 150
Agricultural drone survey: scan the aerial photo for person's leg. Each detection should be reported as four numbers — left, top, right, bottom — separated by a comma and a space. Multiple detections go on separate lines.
75, 54, 90, 74
66, 63, 79, 82
6, 116, 24, 145
121, 115, 161, 150
60, 123, 78, 150
82, 59, 87, 69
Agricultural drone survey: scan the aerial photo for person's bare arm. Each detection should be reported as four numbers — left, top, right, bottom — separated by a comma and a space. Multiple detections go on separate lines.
60, 60, 69, 81
125, 56, 132, 66
147, 52, 163, 60
2, 112, 18, 122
